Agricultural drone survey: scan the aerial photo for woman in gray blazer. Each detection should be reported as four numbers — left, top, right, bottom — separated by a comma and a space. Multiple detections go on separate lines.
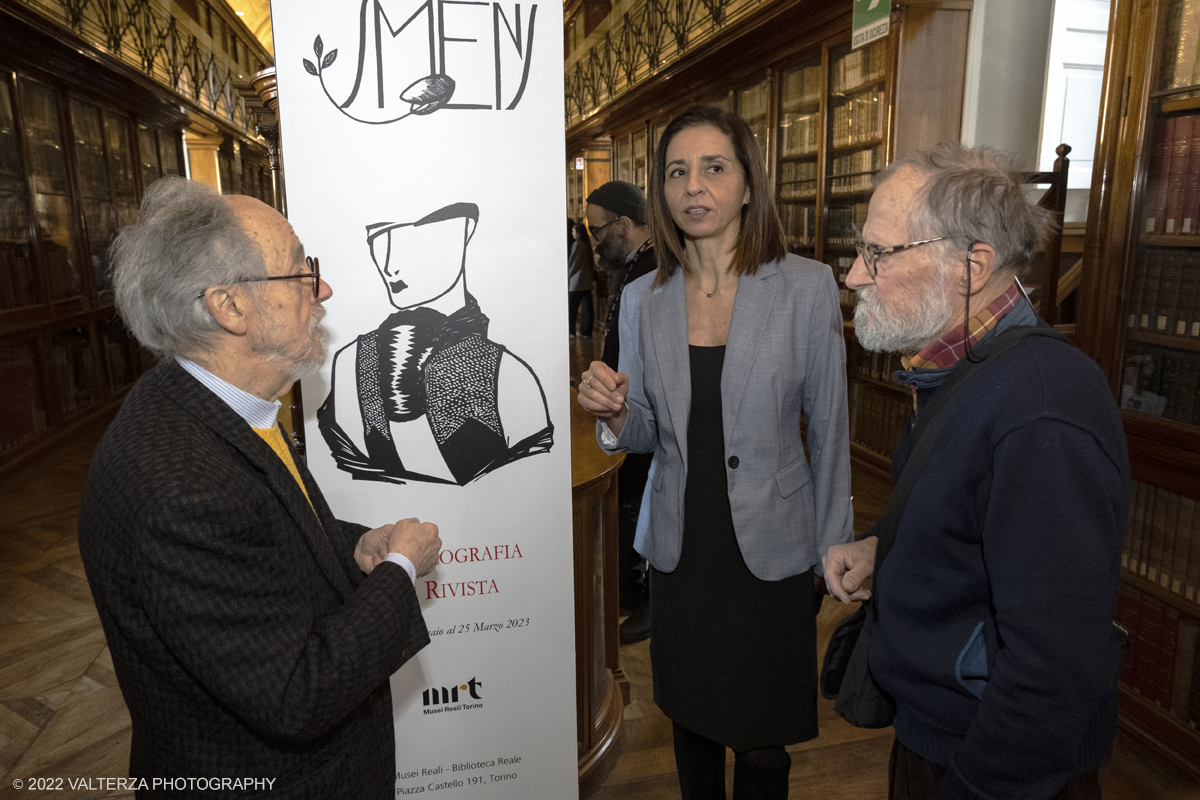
578, 105, 852, 800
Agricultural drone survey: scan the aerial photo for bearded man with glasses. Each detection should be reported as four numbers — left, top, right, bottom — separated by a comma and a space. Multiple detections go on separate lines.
824, 144, 1129, 800
78, 178, 441, 798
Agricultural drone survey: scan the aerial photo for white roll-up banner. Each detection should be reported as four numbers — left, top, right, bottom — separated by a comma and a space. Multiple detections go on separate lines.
270, 2, 576, 797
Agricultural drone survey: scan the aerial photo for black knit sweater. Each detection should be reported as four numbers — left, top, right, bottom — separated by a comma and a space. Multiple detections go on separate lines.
870, 327, 1129, 800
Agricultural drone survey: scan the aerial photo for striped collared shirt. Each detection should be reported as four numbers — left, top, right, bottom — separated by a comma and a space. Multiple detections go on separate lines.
176, 357, 281, 428
175, 357, 416, 583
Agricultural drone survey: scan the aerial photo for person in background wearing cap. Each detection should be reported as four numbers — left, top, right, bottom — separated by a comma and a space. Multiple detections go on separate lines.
585, 180, 656, 643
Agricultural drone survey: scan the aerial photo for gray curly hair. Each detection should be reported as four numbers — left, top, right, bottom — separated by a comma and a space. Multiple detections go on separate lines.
876, 142, 1057, 279
111, 177, 266, 360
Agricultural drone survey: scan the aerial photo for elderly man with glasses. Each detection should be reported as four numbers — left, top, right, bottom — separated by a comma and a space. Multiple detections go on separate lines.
824, 144, 1128, 800
78, 178, 442, 799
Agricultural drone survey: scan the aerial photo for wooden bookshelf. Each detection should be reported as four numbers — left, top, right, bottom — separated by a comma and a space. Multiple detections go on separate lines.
1144, 233, 1200, 248
829, 137, 886, 154
1119, 685, 1200, 778
1079, 0, 1200, 775
1127, 330, 1200, 354
1163, 95, 1200, 115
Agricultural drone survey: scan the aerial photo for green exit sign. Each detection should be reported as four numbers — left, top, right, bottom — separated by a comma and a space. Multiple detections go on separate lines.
853, 0, 891, 49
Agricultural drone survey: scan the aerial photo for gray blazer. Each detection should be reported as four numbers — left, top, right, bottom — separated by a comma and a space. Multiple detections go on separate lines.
599, 254, 853, 581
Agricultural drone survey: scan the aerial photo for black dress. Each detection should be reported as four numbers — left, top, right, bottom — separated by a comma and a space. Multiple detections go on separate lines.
649, 345, 818, 751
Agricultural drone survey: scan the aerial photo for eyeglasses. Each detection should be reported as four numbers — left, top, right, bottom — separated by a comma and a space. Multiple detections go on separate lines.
852, 229, 948, 279
197, 256, 322, 299
588, 219, 617, 240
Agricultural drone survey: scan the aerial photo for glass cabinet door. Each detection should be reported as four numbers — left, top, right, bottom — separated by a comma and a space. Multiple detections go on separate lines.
632, 129, 647, 192
0, 77, 37, 311
777, 55, 821, 259
825, 40, 886, 311
613, 136, 629, 183
1120, 1, 1200, 429
20, 77, 82, 301
737, 78, 770, 164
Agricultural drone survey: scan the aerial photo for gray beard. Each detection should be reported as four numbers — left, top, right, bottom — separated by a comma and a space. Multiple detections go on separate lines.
595, 233, 630, 275
261, 304, 329, 381
853, 284, 954, 355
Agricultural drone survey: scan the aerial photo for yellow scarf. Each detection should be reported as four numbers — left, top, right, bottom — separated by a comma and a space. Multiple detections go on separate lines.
252, 425, 315, 514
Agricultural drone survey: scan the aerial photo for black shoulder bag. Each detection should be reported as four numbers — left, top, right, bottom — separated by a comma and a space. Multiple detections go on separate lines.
819, 325, 1071, 728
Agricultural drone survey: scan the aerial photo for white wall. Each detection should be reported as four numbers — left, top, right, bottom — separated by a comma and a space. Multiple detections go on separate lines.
961, 0, 1056, 163
1037, 0, 1112, 222
962, 0, 1111, 224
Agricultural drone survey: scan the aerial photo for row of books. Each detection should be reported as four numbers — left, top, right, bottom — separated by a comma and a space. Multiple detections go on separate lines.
828, 256, 858, 306
830, 91, 883, 148
779, 160, 818, 200
100, 324, 135, 391
826, 203, 869, 246
832, 173, 875, 195
856, 349, 906, 382
1125, 249, 1200, 338
780, 112, 820, 158
1144, 113, 1200, 235
52, 329, 96, 416
0, 241, 37, 310
831, 146, 881, 176
830, 147, 880, 194
780, 203, 816, 247
779, 181, 817, 200
1124, 480, 1199, 600
780, 159, 818, 183
848, 381, 909, 457
1115, 582, 1199, 723
1120, 342, 1200, 426
739, 82, 770, 122
780, 64, 822, 111
831, 41, 886, 93
0, 341, 46, 452
1161, 0, 1200, 91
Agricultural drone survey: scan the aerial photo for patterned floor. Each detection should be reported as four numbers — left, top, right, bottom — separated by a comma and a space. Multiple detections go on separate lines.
0, 421, 134, 799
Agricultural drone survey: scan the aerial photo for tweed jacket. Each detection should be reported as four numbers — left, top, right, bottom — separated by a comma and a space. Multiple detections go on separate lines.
78, 361, 429, 799
600, 253, 853, 581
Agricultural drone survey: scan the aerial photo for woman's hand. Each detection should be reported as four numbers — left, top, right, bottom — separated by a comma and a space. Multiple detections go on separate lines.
578, 360, 630, 435
823, 537, 878, 604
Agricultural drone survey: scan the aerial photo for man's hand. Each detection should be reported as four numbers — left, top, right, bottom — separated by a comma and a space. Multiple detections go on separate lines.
355, 524, 393, 575
578, 360, 630, 434
355, 518, 442, 577
387, 517, 442, 577
823, 537, 878, 604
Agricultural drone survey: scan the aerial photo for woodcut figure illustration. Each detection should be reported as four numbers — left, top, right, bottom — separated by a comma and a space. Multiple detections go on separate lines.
318, 202, 553, 485
302, 0, 538, 125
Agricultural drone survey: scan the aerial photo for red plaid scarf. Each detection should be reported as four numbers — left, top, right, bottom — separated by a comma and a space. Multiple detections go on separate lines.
902, 284, 1022, 371
900, 283, 1022, 415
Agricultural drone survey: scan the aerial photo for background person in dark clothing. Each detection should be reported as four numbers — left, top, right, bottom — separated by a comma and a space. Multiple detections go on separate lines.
585, 180, 656, 641
825, 143, 1129, 800
568, 221, 595, 336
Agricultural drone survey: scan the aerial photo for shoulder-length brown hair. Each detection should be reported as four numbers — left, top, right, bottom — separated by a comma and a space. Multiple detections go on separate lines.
647, 105, 786, 286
